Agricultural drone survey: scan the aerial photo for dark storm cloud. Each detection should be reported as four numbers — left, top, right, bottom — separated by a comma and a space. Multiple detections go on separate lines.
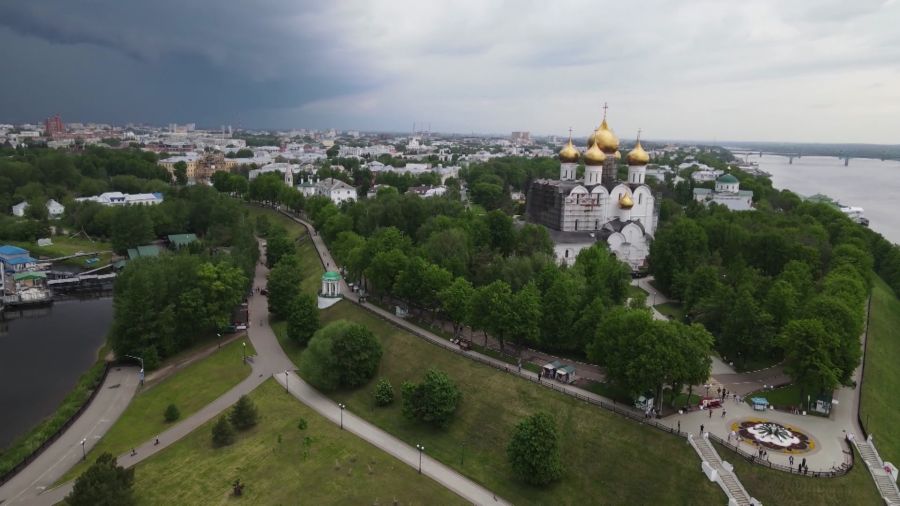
0, 1, 376, 126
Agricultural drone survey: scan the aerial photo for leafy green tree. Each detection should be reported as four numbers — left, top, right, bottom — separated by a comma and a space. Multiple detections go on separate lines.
300, 320, 383, 391
173, 161, 188, 185
229, 395, 259, 430
470, 280, 512, 349
110, 205, 155, 253
212, 415, 236, 447
401, 368, 461, 428
267, 255, 303, 318
439, 277, 474, 339
485, 210, 515, 255
25, 197, 49, 221
366, 249, 408, 299
287, 293, 320, 346
65, 453, 135, 506
265, 228, 294, 267
779, 319, 841, 400
510, 282, 542, 350
164, 404, 180, 422
507, 412, 563, 486
374, 378, 394, 406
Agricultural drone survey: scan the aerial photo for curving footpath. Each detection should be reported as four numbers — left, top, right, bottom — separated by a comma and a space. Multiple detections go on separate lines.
0, 366, 141, 504
26, 240, 506, 506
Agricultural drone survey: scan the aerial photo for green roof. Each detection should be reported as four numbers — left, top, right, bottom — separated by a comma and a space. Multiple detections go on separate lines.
13, 271, 47, 281
127, 245, 162, 259
717, 174, 739, 184
322, 271, 341, 281
167, 233, 198, 247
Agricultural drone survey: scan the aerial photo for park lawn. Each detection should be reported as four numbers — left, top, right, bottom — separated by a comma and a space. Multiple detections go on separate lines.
713, 443, 881, 506
59, 339, 256, 482
131, 379, 466, 506
653, 301, 684, 321
860, 276, 900, 464
245, 206, 308, 241
296, 238, 324, 295
293, 301, 725, 505
745, 384, 805, 411
10, 235, 114, 266
626, 284, 646, 299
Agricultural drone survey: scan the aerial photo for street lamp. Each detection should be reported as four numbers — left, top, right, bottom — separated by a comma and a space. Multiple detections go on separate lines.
338, 403, 346, 429
217, 333, 222, 349
80, 438, 86, 460
284, 369, 289, 392
242, 341, 247, 364
124, 354, 144, 386
415, 444, 425, 474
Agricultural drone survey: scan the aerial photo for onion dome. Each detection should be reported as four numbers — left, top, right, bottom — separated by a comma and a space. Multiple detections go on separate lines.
558, 139, 580, 163
619, 193, 634, 209
594, 119, 620, 154
584, 143, 607, 165
615, 150, 622, 160
626, 140, 650, 165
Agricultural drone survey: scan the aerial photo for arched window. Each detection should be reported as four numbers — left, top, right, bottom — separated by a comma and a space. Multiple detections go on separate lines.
565, 249, 569, 258
638, 193, 643, 204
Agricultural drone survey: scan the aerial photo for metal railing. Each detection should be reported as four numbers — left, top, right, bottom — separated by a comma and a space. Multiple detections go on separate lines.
707, 432, 853, 478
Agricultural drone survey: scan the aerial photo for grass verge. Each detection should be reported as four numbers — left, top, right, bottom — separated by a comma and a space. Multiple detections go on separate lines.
713, 442, 881, 506
293, 301, 725, 505
60, 339, 255, 482
131, 379, 466, 505
653, 301, 685, 321
860, 276, 900, 464
0, 345, 109, 477
10, 236, 114, 267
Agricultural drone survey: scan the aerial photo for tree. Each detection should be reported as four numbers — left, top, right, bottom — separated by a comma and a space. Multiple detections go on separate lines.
65, 453, 135, 506
401, 368, 462, 427
212, 415, 236, 447
287, 293, 320, 346
507, 412, 563, 486
265, 228, 294, 267
779, 319, 841, 401
439, 277, 474, 339
267, 255, 303, 318
229, 395, 259, 430
300, 320, 383, 391
164, 404, 180, 423
173, 161, 188, 185
470, 280, 513, 349
374, 378, 394, 406
365, 249, 408, 299
110, 205, 155, 253
510, 281, 542, 351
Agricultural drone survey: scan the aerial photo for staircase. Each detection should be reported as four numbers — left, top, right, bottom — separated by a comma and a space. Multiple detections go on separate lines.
854, 438, 900, 505
689, 434, 758, 506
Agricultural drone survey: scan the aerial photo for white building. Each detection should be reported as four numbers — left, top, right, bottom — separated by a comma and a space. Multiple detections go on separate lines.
315, 178, 357, 205
11, 199, 65, 218
691, 168, 724, 182
407, 185, 447, 198
75, 192, 164, 206
693, 174, 754, 211
248, 162, 300, 180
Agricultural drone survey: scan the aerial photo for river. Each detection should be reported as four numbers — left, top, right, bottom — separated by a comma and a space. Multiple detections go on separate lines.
732, 153, 900, 244
0, 296, 113, 449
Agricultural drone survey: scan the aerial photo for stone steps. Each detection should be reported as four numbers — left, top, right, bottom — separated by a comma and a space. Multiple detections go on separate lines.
690, 435, 757, 505
853, 439, 900, 505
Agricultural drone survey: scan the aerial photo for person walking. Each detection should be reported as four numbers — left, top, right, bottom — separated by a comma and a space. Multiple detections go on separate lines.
677, 420, 681, 433
709, 409, 713, 419
789, 455, 794, 466
700, 424, 704, 435
721, 410, 727, 418
154, 436, 159, 446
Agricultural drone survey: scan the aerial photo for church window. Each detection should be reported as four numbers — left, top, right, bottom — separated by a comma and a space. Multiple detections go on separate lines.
638, 193, 642, 204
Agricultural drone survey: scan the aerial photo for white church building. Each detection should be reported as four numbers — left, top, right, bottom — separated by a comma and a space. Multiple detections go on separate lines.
693, 174, 754, 211
525, 110, 658, 270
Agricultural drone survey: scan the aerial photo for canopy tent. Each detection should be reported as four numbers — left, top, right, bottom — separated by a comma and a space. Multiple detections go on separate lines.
542, 360, 562, 377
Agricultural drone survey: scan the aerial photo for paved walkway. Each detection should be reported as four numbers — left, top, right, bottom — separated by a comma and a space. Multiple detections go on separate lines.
0, 366, 141, 504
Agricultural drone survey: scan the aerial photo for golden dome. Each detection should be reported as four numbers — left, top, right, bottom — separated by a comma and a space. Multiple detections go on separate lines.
619, 193, 634, 209
615, 150, 622, 160
584, 143, 606, 165
627, 140, 650, 165
558, 139, 580, 163
594, 119, 619, 154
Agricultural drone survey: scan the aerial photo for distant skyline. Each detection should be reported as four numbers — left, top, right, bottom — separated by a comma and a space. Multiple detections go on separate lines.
1, 0, 899, 144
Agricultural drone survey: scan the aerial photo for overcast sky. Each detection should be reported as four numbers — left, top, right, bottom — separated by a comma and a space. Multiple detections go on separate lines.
1, 0, 898, 143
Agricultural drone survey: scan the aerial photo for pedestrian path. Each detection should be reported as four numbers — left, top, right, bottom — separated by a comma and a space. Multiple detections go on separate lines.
688, 433, 758, 506
0, 366, 141, 505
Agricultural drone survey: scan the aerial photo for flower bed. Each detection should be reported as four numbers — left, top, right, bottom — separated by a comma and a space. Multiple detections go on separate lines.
731, 419, 815, 453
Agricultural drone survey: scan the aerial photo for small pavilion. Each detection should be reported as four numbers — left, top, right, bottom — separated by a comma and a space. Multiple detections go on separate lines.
318, 271, 343, 309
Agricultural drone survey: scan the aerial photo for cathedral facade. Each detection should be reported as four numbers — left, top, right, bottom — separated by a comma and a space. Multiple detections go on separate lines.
525, 112, 657, 270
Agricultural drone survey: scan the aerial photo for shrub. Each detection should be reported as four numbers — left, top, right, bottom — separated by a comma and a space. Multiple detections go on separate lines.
212, 416, 235, 447
297, 418, 308, 430
401, 368, 461, 428
229, 395, 259, 430
66, 453, 135, 506
374, 379, 394, 406
507, 412, 563, 486
300, 320, 383, 391
164, 403, 180, 423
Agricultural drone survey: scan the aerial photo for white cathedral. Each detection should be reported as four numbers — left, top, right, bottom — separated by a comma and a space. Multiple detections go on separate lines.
525, 111, 657, 270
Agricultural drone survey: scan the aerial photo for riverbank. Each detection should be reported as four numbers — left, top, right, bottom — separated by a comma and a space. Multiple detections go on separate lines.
0, 343, 109, 479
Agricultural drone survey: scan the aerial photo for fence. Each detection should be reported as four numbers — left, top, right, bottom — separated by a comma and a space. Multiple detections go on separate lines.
0, 362, 113, 487
857, 295, 873, 441
279, 204, 855, 479
707, 432, 854, 478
